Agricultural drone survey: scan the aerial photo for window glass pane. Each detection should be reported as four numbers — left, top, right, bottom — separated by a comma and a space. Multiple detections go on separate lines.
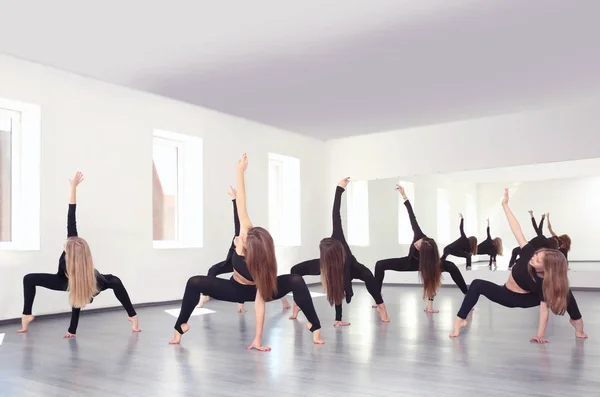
347, 180, 369, 246
152, 142, 178, 241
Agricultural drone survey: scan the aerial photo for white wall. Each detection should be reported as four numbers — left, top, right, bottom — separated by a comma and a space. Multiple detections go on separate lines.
0, 55, 328, 321
326, 96, 600, 184
477, 176, 600, 261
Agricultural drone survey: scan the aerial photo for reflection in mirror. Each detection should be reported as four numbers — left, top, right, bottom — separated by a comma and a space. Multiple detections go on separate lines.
349, 158, 600, 277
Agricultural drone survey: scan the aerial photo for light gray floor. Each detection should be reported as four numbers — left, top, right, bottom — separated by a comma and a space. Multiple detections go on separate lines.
0, 285, 598, 397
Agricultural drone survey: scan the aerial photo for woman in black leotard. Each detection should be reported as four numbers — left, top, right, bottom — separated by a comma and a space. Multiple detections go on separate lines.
198, 186, 290, 313
169, 154, 323, 349
441, 214, 478, 270
288, 178, 390, 326
476, 218, 503, 268
18, 172, 140, 337
546, 212, 572, 261
450, 189, 587, 342
375, 185, 469, 313
508, 211, 558, 269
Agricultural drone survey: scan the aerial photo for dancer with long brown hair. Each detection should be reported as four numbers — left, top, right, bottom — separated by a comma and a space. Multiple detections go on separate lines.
374, 185, 469, 313
198, 186, 290, 313
169, 154, 323, 349
441, 213, 478, 270
288, 178, 390, 326
546, 213, 572, 261
476, 218, 503, 268
450, 189, 587, 342
18, 172, 140, 337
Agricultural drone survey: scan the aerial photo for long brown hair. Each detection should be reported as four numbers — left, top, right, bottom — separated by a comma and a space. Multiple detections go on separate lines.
493, 237, 503, 256
319, 238, 346, 306
419, 237, 442, 299
529, 248, 569, 315
65, 237, 98, 308
467, 236, 478, 255
558, 234, 572, 251
246, 227, 278, 301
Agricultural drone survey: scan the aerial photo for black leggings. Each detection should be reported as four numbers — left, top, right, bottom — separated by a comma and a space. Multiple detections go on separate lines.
291, 258, 383, 321
205, 258, 244, 304
374, 257, 469, 295
22, 272, 137, 334
456, 279, 583, 320
442, 247, 472, 269
174, 274, 321, 334
478, 241, 498, 266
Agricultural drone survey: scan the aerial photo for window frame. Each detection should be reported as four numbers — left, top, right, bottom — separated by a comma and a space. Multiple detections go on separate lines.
268, 152, 301, 247
346, 179, 370, 247
0, 97, 41, 251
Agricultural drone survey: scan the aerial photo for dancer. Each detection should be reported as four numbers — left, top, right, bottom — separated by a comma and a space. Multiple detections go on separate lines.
508, 211, 557, 269
18, 172, 140, 337
198, 186, 290, 312
546, 213, 571, 260
476, 218, 503, 268
450, 188, 587, 341
441, 213, 478, 270
169, 153, 324, 349
289, 178, 390, 326
375, 185, 469, 313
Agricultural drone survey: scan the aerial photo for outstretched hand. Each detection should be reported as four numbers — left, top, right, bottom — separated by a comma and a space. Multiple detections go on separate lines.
502, 188, 509, 206
228, 185, 237, 199
528, 210, 533, 216
338, 177, 350, 189
237, 153, 248, 172
395, 184, 407, 199
69, 172, 84, 188
458, 212, 463, 218
530, 335, 549, 344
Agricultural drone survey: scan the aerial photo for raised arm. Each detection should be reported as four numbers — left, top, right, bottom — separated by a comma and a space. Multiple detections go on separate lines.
458, 214, 466, 238
67, 172, 84, 238
486, 218, 491, 239
229, 186, 240, 236
235, 154, 252, 254
546, 213, 558, 237
529, 211, 543, 236
397, 185, 425, 240
503, 189, 528, 248
538, 214, 545, 235
332, 178, 350, 243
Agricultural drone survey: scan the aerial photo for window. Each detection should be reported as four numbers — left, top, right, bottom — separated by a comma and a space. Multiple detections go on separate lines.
437, 188, 451, 244
0, 98, 41, 250
347, 180, 369, 246
152, 130, 202, 249
398, 180, 415, 244
268, 153, 300, 247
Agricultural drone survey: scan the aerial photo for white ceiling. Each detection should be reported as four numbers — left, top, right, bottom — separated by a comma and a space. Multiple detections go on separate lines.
2, 0, 600, 139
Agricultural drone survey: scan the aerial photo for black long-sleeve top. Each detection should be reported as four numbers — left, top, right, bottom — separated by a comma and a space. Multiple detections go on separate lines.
225, 199, 241, 262
57, 204, 78, 278
446, 218, 470, 252
531, 216, 544, 237
486, 226, 491, 241
331, 186, 354, 303
403, 200, 426, 263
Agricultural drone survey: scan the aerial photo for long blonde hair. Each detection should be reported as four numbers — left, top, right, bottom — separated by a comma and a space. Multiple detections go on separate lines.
65, 237, 98, 308
245, 227, 278, 301
529, 248, 569, 315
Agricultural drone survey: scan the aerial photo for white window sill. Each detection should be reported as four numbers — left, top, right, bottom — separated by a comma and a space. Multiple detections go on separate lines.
0, 241, 40, 251
153, 240, 202, 250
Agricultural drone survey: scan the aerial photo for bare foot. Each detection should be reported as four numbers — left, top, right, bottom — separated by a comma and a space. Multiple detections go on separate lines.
377, 303, 391, 322
281, 297, 291, 310
334, 321, 351, 327
424, 302, 439, 313
128, 316, 142, 332
197, 295, 210, 308
237, 304, 246, 313
570, 318, 588, 339
449, 317, 468, 338
289, 303, 301, 320
307, 324, 325, 344
17, 315, 35, 333
169, 323, 190, 345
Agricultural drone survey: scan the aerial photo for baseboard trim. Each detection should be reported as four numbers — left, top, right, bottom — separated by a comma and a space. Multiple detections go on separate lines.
1, 281, 597, 326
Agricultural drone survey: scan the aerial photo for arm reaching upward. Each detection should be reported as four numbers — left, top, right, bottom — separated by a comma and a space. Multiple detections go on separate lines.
397, 185, 425, 240
229, 186, 240, 236
546, 213, 558, 237
486, 218, 491, 240
235, 154, 252, 254
67, 172, 84, 238
332, 178, 350, 243
458, 214, 466, 238
502, 189, 528, 248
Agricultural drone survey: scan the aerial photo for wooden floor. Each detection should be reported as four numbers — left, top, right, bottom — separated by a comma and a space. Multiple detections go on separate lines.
0, 285, 598, 396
